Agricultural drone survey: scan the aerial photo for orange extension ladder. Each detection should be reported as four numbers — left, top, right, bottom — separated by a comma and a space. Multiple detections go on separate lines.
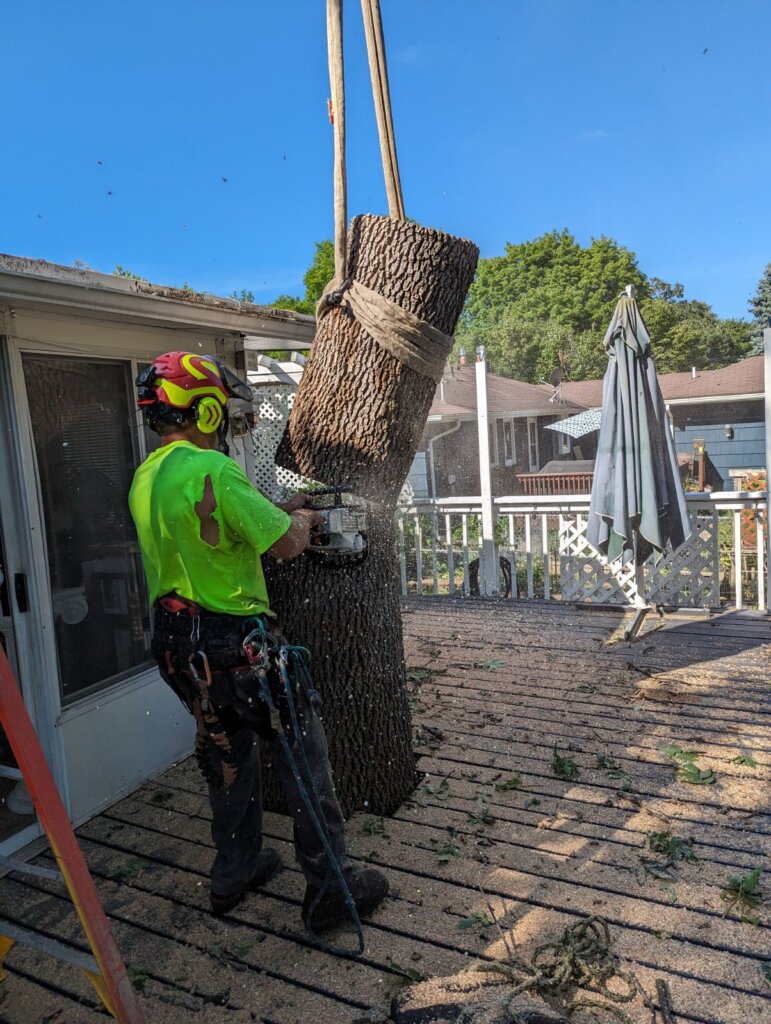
0, 645, 146, 1023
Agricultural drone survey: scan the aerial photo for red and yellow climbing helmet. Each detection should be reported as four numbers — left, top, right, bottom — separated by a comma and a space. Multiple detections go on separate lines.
136, 351, 253, 435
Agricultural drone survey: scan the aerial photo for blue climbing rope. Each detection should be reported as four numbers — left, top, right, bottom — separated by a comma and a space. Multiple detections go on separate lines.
242, 621, 365, 956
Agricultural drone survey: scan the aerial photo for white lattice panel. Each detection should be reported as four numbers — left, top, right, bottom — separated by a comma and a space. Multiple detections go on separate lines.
251, 379, 421, 505
559, 508, 720, 609
251, 384, 312, 501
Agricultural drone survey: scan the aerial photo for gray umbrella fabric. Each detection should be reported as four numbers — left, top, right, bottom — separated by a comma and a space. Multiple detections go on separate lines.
587, 294, 690, 565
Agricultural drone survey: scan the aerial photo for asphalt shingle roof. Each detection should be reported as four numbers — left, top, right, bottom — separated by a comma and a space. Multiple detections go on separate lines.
558, 355, 764, 408
430, 365, 584, 417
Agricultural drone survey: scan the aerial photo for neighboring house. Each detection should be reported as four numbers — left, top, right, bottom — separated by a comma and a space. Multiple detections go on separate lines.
416, 363, 586, 498
559, 355, 766, 490
0, 255, 313, 857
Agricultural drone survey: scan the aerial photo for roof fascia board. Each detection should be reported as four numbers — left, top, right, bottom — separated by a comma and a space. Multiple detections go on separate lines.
429, 407, 582, 421
0, 269, 315, 344
665, 392, 764, 407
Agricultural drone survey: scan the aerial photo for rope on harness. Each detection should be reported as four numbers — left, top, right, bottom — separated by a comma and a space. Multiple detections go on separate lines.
321, 0, 453, 382
469, 916, 649, 1023
243, 621, 365, 957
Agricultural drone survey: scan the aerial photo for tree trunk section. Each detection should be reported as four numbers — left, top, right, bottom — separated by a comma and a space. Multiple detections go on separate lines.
264, 509, 411, 816
266, 215, 478, 816
276, 215, 479, 503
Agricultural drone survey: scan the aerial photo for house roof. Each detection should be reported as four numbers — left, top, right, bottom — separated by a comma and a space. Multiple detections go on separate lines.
557, 355, 764, 408
0, 253, 315, 347
429, 365, 586, 420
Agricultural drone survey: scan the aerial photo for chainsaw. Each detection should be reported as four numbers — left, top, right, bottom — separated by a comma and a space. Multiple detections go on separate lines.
305, 485, 368, 564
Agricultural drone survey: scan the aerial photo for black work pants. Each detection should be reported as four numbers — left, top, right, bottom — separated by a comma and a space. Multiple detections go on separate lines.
205, 685, 350, 897
152, 610, 350, 897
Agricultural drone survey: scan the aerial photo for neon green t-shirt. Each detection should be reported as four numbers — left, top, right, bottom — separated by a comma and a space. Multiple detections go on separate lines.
128, 440, 291, 616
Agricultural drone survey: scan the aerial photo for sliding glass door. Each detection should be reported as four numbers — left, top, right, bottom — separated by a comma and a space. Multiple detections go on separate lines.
21, 355, 152, 702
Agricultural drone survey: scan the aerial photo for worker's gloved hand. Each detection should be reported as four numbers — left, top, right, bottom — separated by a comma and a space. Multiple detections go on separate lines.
277, 492, 311, 514
296, 509, 324, 530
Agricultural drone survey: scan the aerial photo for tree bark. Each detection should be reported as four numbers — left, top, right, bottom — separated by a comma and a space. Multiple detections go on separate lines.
276, 215, 479, 503
266, 215, 478, 815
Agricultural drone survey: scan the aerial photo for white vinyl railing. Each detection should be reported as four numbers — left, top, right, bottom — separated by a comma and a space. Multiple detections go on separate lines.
395, 491, 768, 611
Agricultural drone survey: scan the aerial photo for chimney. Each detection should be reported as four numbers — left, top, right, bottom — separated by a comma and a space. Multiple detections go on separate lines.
458, 347, 468, 367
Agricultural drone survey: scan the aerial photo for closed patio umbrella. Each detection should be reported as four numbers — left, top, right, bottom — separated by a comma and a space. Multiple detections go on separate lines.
587, 288, 691, 622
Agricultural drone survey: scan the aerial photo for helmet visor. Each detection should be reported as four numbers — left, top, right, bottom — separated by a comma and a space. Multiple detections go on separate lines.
208, 358, 253, 402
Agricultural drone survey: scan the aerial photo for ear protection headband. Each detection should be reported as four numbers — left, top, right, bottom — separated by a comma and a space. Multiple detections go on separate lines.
194, 396, 224, 434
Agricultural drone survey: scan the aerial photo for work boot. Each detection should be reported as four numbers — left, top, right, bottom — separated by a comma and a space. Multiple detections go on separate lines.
210, 847, 283, 916
302, 867, 389, 932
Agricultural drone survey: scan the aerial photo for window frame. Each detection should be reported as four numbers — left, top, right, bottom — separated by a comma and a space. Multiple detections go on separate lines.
502, 418, 517, 466
527, 416, 540, 472
488, 420, 499, 467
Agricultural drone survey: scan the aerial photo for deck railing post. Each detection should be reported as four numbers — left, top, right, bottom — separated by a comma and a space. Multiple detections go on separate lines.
475, 347, 498, 596
761, 329, 765, 614
398, 515, 408, 595
733, 509, 743, 610
757, 502, 765, 612
445, 513, 455, 595
415, 513, 424, 596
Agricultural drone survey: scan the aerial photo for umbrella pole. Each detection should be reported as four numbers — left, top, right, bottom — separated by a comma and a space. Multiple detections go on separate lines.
624, 543, 654, 641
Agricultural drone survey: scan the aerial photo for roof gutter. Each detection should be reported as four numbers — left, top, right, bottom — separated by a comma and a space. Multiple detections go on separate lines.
427, 406, 586, 423
664, 392, 764, 407
0, 266, 315, 346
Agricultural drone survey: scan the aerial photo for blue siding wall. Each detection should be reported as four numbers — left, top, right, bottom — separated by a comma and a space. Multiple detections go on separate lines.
674, 422, 765, 488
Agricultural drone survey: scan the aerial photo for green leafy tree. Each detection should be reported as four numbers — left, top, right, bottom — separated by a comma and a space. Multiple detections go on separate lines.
459, 230, 752, 382
748, 262, 771, 351
230, 288, 255, 303
464, 230, 648, 334
639, 296, 752, 373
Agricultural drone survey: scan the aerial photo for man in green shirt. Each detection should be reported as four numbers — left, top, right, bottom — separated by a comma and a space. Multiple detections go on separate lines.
129, 352, 387, 930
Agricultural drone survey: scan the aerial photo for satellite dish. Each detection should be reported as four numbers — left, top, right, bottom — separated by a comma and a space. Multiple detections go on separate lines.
549, 367, 563, 387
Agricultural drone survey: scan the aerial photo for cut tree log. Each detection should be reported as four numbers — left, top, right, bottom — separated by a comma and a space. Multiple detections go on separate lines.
266, 215, 478, 815
276, 214, 479, 503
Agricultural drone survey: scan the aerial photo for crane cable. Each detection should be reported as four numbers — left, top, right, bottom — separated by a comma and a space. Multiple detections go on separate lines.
321, 0, 454, 383
326, 0, 406, 284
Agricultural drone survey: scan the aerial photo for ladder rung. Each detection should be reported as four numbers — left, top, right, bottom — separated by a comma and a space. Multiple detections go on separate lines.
0, 766, 23, 781
0, 919, 98, 973
0, 855, 63, 882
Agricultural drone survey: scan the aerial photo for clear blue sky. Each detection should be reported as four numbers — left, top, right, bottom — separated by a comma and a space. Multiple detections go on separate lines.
2, 1, 769, 320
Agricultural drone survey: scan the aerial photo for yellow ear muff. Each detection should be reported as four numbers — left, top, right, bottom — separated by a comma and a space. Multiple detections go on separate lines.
195, 396, 224, 434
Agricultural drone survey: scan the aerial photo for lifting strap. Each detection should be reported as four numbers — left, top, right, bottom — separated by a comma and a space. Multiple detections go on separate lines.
323, 0, 454, 380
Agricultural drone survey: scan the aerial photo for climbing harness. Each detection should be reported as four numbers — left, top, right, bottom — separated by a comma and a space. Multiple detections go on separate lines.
154, 601, 365, 954
240, 618, 365, 956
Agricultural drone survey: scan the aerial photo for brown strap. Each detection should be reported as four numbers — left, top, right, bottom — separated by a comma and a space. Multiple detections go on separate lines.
317, 277, 452, 381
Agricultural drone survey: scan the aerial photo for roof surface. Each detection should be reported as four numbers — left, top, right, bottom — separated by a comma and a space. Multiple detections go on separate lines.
558, 355, 764, 407
430, 364, 585, 418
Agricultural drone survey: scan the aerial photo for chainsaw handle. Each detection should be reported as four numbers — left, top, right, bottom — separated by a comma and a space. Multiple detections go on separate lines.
304, 484, 354, 511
